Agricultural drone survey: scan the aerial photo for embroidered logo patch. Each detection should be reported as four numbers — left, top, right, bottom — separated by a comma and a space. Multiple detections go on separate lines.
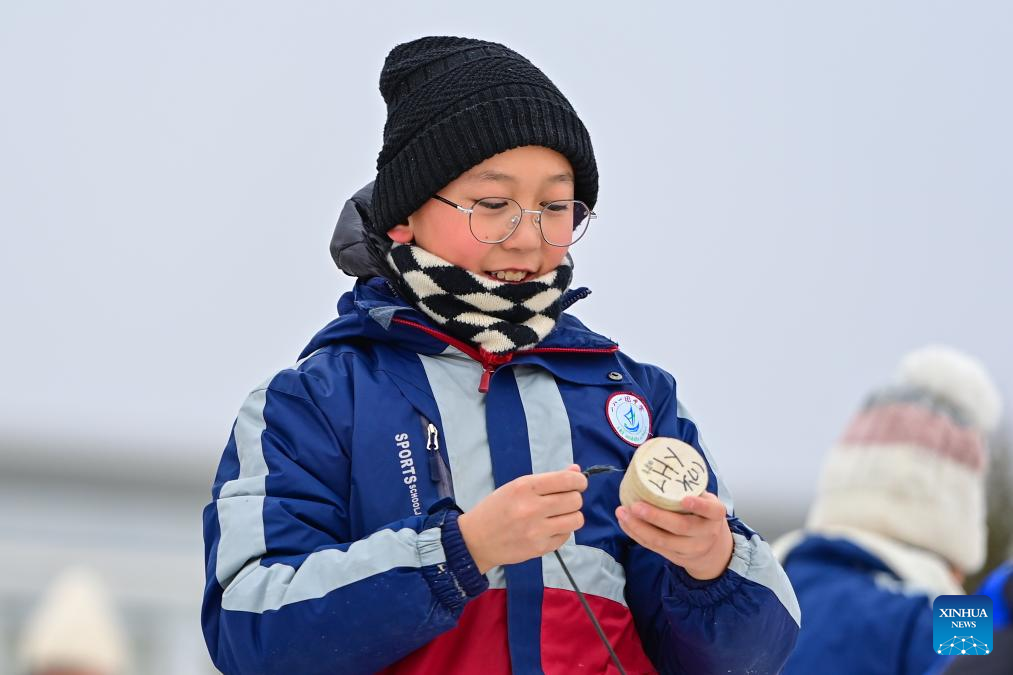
606, 392, 651, 446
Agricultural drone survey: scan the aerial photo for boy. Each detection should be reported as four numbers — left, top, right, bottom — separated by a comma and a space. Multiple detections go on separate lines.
202, 36, 800, 674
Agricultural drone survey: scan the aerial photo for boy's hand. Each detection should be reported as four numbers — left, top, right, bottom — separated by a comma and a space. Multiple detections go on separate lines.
615, 492, 733, 580
458, 465, 587, 574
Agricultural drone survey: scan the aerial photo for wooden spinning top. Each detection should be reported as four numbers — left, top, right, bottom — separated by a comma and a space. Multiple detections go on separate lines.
619, 437, 710, 512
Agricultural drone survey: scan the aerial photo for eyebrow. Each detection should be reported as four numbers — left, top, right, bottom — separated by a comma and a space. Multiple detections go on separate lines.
463, 169, 574, 184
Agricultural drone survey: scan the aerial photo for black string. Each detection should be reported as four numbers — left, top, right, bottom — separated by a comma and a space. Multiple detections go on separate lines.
556, 464, 628, 675
582, 464, 622, 477
553, 550, 627, 675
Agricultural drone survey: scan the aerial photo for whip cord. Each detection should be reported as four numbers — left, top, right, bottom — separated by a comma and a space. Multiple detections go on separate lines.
552, 550, 627, 675
555, 464, 628, 675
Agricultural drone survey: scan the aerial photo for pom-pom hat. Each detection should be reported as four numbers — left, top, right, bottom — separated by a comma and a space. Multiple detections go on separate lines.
807, 346, 1003, 574
18, 567, 129, 674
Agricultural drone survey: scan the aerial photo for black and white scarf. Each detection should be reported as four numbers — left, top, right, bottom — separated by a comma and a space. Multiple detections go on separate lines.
387, 242, 573, 354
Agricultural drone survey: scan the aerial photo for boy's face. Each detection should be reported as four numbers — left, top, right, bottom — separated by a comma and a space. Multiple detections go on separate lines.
387, 145, 575, 282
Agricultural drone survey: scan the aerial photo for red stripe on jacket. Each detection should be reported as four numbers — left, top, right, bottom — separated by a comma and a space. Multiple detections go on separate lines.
379, 587, 656, 674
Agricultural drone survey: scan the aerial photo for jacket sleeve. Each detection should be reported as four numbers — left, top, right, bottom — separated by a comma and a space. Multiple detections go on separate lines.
621, 364, 801, 674
902, 599, 942, 675
201, 357, 487, 675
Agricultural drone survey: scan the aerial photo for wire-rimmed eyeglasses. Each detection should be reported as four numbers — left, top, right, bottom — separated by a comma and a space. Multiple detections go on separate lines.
432, 195, 595, 247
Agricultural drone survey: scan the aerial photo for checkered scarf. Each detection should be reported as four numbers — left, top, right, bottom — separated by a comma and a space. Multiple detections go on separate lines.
386, 242, 573, 354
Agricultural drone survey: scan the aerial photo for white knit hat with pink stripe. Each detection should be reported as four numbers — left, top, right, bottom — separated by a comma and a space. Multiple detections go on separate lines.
807, 346, 1003, 574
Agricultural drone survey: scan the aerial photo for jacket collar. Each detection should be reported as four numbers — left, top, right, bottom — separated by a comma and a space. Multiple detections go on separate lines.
774, 526, 965, 600
300, 277, 618, 361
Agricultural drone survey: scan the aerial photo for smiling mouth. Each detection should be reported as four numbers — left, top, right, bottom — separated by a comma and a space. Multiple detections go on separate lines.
485, 270, 532, 282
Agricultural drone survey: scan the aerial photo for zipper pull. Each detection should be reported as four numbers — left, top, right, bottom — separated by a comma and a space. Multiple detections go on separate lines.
426, 423, 442, 483
479, 365, 494, 393
475, 350, 512, 393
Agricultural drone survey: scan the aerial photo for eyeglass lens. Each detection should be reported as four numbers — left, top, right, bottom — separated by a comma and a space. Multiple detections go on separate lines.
470, 198, 591, 246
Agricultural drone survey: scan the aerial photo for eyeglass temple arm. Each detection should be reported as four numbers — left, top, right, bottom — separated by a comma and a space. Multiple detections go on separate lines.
435, 193, 595, 219
432, 194, 471, 213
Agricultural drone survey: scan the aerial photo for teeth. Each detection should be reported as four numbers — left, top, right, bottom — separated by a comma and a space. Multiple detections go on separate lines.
490, 270, 527, 282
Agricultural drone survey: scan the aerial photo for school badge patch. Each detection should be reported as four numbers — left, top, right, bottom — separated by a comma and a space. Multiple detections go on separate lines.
606, 392, 652, 446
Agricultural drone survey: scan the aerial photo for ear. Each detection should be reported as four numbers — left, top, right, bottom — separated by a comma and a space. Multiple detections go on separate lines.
386, 223, 413, 244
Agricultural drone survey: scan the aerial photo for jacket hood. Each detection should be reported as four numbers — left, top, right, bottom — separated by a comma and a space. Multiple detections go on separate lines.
330, 181, 394, 280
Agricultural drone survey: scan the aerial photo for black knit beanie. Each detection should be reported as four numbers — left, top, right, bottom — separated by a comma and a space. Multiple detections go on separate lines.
370, 36, 598, 241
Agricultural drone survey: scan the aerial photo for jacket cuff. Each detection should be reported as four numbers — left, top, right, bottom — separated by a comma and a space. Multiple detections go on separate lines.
664, 534, 753, 608
419, 508, 488, 613
440, 510, 489, 598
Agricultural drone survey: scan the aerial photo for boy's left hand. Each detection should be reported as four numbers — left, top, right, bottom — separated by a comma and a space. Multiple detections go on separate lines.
616, 492, 733, 580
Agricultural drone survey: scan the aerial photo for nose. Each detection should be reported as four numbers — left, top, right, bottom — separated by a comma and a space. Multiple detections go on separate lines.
501, 210, 542, 251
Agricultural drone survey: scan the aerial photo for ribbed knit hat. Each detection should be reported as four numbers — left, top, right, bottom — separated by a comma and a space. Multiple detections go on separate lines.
370, 36, 597, 238
807, 346, 1003, 573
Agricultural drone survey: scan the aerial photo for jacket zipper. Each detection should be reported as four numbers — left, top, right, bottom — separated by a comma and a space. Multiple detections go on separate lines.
421, 415, 454, 500
391, 317, 618, 393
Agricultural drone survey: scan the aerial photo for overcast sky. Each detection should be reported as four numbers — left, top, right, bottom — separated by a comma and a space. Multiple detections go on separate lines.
2, 1, 1010, 512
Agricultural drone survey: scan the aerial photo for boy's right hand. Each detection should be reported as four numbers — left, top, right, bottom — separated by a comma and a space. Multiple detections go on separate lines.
457, 465, 587, 574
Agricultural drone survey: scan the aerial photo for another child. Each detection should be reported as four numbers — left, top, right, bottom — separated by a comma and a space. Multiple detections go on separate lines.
202, 36, 800, 674
773, 346, 1002, 675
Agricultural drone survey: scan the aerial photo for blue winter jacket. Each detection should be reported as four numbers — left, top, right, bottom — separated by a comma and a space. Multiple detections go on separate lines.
781, 535, 943, 675
201, 277, 801, 674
